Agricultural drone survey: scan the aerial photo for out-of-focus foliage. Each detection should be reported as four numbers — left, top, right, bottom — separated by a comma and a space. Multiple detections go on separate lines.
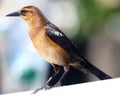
75, 0, 120, 39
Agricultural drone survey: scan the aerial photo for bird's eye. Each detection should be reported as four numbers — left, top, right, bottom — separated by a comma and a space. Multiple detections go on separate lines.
20, 10, 27, 16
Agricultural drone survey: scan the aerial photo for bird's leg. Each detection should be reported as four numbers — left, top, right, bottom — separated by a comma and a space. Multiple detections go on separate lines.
32, 64, 60, 94
45, 71, 60, 86
32, 72, 59, 94
54, 71, 69, 87
55, 66, 69, 87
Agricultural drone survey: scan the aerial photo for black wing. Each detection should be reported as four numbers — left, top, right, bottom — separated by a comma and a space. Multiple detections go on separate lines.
45, 23, 84, 58
45, 23, 112, 80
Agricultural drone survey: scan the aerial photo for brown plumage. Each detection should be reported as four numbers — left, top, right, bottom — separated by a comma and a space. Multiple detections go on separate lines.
6, 5, 112, 93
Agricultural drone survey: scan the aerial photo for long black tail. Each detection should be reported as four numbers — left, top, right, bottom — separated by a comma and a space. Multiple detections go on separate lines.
84, 60, 112, 80
71, 40, 112, 80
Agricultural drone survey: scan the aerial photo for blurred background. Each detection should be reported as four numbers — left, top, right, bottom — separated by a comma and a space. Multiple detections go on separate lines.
0, 0, 120, 94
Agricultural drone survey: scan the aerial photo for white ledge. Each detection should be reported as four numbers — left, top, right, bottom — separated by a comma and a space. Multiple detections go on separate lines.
0, 78, 120, 99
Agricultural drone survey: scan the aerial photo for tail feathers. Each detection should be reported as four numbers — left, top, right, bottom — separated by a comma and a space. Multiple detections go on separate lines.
84, 61, 112, 80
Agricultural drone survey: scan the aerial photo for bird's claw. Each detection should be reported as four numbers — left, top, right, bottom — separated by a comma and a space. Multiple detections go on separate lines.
54, 82, 62, 87
32, 84, 52, 94
32, 82, 62, 94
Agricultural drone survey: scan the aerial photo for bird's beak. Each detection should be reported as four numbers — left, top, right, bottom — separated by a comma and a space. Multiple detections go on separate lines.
6, 11, 20, 17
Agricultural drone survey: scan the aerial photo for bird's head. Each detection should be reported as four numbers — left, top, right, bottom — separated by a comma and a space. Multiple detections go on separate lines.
6, 5, 48, 26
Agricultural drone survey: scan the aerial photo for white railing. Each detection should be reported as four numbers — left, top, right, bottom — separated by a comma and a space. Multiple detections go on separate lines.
0, 78, 120, 99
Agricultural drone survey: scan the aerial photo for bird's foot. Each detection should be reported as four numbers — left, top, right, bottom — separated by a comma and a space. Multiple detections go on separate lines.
54, 82, 62, 87
32, 84, 52, 94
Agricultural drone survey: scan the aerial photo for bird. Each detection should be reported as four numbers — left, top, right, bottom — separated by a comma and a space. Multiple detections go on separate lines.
6, 5, 112, 93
